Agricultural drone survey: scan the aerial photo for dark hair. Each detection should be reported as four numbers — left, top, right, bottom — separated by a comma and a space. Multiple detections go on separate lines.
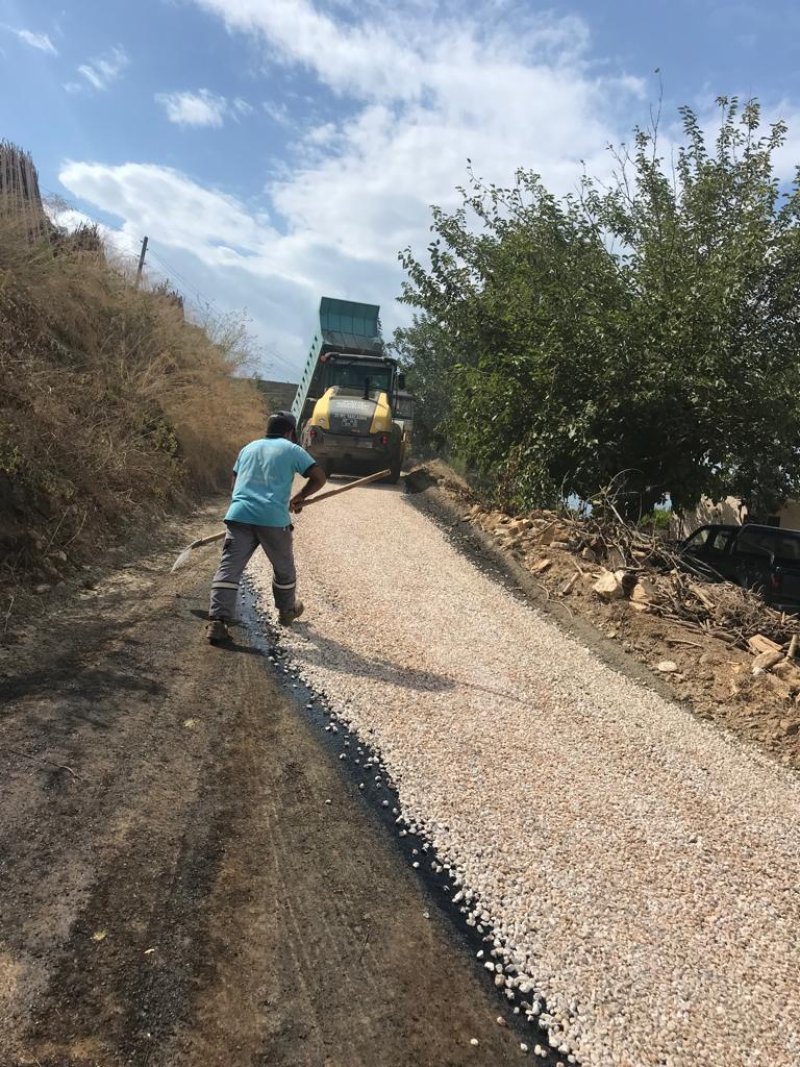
266, 411, 298, 440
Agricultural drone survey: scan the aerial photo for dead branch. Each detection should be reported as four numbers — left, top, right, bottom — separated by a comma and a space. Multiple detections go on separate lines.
4, 747, 83, 780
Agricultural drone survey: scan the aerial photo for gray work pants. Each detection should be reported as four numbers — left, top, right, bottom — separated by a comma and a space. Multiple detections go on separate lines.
209, 521, 297, 620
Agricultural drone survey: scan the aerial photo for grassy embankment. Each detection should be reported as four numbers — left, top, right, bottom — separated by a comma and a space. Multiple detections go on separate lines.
0, 214, 265, 597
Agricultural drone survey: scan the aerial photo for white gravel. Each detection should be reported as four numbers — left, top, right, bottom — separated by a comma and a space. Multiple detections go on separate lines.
249, 483, 800, 1067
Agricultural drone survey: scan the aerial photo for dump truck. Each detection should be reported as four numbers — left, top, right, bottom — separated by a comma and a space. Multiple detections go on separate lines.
291, 297, 407, 482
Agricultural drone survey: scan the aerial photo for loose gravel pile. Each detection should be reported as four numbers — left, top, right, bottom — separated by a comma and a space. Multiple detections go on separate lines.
248, 484, 800, 1067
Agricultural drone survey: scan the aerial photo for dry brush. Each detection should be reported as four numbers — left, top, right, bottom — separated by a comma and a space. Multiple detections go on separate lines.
0, 210, 265, 591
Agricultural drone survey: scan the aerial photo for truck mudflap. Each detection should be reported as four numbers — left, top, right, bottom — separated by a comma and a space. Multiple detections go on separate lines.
301, 427, 402, 481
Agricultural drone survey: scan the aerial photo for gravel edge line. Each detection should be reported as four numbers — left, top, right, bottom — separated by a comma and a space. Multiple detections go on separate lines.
239, 579, 572, 1066
402, 474, 800, 779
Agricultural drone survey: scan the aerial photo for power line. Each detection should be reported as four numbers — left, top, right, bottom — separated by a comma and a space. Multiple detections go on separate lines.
145, 251, 301, 380
145, 247, 217, 310
263, 344, 298, 376
144, 247, 200, 295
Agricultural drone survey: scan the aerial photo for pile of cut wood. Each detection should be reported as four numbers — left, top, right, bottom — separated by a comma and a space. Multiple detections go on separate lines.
465, 499, 800, 672
589, 565, 800, 649
590, 567, 800, 680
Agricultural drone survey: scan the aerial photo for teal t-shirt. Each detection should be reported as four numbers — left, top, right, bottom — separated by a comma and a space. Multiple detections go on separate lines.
225, 438, 316, 527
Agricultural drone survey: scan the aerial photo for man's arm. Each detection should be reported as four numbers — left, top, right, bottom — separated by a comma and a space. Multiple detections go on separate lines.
290, 463, 327, 513
231, 449, 242, 494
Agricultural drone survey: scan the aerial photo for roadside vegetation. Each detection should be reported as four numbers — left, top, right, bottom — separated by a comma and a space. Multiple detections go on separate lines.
0, 208, 264, 597
395, 98, 800, 522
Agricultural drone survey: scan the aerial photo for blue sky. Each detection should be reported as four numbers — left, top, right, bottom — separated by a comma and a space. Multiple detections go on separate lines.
1, 0, 799, 382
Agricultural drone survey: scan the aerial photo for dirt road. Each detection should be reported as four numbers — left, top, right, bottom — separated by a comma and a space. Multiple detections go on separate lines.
252, 479, 800, 1067
0, 510, 526, 1067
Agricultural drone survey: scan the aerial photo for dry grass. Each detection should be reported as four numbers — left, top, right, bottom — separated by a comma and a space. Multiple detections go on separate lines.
0, 209, 265, 588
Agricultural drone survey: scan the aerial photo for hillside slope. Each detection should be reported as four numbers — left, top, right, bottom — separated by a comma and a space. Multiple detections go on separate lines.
0, 211, 264, 597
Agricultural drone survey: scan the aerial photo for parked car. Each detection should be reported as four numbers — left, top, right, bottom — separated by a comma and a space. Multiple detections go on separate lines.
679, 523, 800, 613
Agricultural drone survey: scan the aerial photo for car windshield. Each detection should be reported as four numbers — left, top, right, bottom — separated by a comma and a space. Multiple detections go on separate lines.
329, 362, 392, 393
685, 527, 711, 548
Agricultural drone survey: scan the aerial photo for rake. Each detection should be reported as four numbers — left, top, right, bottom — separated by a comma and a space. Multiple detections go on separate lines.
170, 468, 392, 572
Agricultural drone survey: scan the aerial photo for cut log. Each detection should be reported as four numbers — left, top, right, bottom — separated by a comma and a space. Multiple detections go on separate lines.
536, 524, 555, 546
751, 650, 784, 675
688, 582, 715, 610
508, 517, 533, 532
559, 572, 579, 596
747, 634, 783, 657
530, 558, 552, 575
631, 578, 657, 604
772, 658, 800, 681
607, 547, 626, 570
710, 630, 738, 645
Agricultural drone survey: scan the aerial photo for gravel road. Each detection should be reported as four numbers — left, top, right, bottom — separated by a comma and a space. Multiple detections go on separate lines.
0, 505, 526, 1067
250, 480, 800, 1067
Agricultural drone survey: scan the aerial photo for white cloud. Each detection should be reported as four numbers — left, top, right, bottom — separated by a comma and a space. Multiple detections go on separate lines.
156, 89, 255, 127
184, 0, 644, 269
74, 45, 129, 92
263, 99, 291, 125
59, 162, 275, 262
190, 0, 602, 103
60, 1, 653, 377
157, 89, 228, 127
13, 28, 58, 54
57, 158, 401, 376
304, 122, 339, 147
193, 0, 426, 101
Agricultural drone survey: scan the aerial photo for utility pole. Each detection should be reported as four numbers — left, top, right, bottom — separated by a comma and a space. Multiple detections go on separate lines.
135, 235, 149, 287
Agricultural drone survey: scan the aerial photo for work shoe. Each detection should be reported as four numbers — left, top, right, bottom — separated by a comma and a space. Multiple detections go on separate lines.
205, 618, 230, 644
278, 601, 304, 626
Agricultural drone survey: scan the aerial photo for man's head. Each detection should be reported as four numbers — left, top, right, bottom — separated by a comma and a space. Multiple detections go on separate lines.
266, 411, 298, 442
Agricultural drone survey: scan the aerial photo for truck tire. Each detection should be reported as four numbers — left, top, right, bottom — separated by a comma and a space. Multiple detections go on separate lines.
386, 456, 402, 484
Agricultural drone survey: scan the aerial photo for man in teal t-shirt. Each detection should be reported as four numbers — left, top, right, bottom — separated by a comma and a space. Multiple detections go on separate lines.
207, 411, 327, 644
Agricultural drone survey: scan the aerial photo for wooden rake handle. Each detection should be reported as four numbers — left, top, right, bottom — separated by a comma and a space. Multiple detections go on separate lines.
189, 531, 227, 548
299, 468, 391, 508
190, 468, 392, 548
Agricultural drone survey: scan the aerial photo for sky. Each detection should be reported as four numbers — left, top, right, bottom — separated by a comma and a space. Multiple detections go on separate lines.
1, 0, 800, 382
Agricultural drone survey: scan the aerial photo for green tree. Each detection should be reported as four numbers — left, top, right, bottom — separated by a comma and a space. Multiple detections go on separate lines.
389, 314, 462, 453
399, 100, 800, 518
